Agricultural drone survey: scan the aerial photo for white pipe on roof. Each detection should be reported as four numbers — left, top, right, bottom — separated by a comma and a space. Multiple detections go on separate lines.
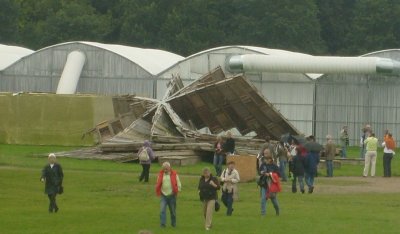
56, 51, 86, 94
228, 54, 400, 75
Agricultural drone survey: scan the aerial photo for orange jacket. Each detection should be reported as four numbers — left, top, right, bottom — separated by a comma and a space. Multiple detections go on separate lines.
155, 169, 179, 196
385, 137, 396, 150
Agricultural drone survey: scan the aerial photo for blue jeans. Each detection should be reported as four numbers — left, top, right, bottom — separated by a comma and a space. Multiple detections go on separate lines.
221, 191, 233, 215
213, 153, 223, 176
292, 175, 304, 193
279, 160, 287, 181
341, 146, 347, 158
305, 172, 315, 189
260, 187, 279, 215
160, 194, 176, 227
326, 160, 333, 177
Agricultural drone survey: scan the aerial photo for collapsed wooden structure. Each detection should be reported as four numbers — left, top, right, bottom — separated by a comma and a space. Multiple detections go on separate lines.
94, 67, 300, 164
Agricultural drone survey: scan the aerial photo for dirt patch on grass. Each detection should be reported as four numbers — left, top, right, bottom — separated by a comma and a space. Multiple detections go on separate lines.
309, 176, 400, 194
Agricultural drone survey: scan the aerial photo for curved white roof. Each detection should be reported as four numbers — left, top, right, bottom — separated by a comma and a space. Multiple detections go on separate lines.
0, 44, 34, 70
163, 45, 320, 79
185, 45, 312, 59
37, 41, 184, 75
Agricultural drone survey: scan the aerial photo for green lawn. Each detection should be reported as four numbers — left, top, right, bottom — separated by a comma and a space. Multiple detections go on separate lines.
0, 145, 399, 234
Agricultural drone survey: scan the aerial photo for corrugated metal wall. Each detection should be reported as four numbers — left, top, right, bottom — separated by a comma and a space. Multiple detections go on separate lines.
1, 43, 154, 97
315, 50, 400, 146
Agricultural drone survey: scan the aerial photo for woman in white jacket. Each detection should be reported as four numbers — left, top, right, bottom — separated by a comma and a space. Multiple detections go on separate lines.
220, 161, 240, 216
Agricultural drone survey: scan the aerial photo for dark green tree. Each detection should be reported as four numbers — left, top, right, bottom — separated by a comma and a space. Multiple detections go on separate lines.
317, 0, 356, 55
0, 0, 20, 44
345, 0, 400, 55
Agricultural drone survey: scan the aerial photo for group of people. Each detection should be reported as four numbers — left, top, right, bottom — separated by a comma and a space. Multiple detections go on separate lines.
360, 127, 396, 177
155, 160, 240, 231
39, 126, 396, 231
335, 124, 396, 177
212, 131, 235, 176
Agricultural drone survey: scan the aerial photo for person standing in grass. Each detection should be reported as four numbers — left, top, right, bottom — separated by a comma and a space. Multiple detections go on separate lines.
156, 162, 181, 228
340, 126, 349, 158
325, 135, 336, 177
363, 133, 378, 177
198, 167, 220, 231
382, 133, 396, 177
40, 153, 63, 213
276, 141, 289, 181
138, 140, 155, 183
213, 136, 224, 176
360, 124, 371, 159
220, 161, 240, 216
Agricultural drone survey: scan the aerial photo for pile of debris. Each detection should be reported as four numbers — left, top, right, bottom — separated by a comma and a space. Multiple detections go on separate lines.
100, 67, 299, 164
58, 67, 300, 165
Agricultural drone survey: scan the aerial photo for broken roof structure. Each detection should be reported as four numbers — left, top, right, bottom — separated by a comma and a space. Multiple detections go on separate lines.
100, 67, 300, 156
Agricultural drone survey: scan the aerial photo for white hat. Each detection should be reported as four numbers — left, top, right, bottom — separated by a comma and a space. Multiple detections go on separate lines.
48, 153, 56, 158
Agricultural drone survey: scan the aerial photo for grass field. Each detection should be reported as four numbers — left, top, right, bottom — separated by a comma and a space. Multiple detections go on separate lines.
0, 145, 399, 234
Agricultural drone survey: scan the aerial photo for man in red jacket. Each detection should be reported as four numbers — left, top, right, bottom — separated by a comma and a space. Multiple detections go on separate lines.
155, 162, 182, 228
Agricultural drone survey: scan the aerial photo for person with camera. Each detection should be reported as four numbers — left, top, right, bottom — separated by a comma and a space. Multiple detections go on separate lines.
258, 149, 280, 216
40, 153, 64, 213
198, 167, 220, 231
220, 161, 240, 216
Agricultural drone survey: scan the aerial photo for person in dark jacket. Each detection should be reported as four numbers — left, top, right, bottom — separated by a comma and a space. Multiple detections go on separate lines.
138, 140, 155, 182
223, 131, 235, 155
198, 167, 220, 231
289, 148, 306, 193
304, 136, 321, 194
41, 153, 64, 213
258, 149, 280, 216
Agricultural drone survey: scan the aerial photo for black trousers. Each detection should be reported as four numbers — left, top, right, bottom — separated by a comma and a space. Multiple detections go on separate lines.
140, 164, 151, 182
48, 193, 58, 212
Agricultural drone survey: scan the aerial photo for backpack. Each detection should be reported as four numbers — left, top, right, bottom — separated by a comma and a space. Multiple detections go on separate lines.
138, 147, 150, 161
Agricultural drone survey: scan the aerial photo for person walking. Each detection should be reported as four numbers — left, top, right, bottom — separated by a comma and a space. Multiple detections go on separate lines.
363, 133, 378, 177
325, 135, 336, 177
213, 136, 224, 176
289, 147, 306, 193
258, 149, 280, 216
40, 153, 64, 213
156, 162, 182, 228
340, 126, 349, 158
138, 140, 155, 182
382, 133, 396, 177
304, 136, 321, 194
220, 161, 240, 216
259, 155, 281, 216
198, 167, 220, 231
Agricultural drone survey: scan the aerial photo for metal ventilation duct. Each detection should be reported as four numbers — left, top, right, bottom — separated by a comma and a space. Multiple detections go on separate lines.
56, 51, 86, 94
228, 54, 400, 75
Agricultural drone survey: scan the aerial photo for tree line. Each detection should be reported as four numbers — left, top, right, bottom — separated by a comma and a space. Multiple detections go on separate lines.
1, 0, 400, 56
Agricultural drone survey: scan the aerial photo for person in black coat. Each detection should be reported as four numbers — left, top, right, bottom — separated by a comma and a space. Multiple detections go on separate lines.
289, 148, 306, 193
223, 131, 235, 155
41, 153, 64, 213
198, 168, 220, 231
